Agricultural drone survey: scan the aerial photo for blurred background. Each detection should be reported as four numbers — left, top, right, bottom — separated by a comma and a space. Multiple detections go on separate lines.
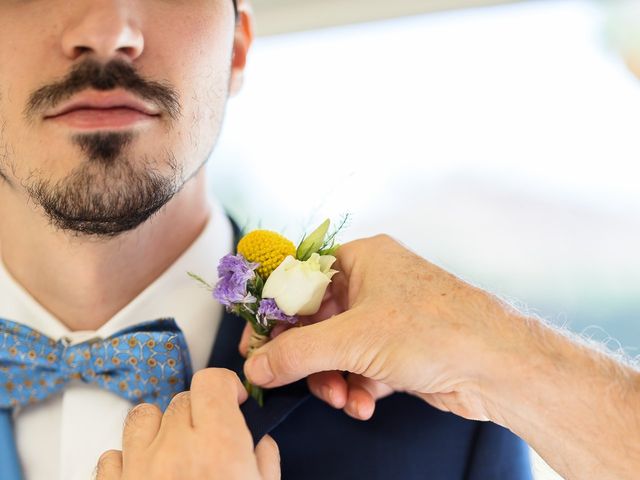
208, 1, 640, 478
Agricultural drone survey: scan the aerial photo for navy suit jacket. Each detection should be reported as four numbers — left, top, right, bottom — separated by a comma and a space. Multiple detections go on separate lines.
212, 307, 533, 480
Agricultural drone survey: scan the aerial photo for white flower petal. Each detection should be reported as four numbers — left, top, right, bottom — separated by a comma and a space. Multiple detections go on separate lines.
262, 254, 337, 316
318, 255, 337, 273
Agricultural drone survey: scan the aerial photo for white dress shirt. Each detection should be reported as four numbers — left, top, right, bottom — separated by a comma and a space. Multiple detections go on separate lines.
0, 197, 234, 480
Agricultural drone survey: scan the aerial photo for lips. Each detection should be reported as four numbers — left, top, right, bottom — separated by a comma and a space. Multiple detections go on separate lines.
44, 90, 160, 129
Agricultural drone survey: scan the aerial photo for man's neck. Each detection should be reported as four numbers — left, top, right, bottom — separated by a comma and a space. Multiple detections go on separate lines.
0, 171, 211, 331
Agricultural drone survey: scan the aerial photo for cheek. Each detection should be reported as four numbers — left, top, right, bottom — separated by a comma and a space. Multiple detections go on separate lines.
148, 2, 235, 90
146, 11, 235, 161
0, 44, 26, 151
0, 8, 58, 112
0, 77, 35, 175
0, 22, 60, 172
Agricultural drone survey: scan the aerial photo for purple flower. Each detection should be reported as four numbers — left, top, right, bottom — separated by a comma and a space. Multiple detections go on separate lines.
213, 254, 259, 308
217, 254, 259, 284
257, 298, 297, 327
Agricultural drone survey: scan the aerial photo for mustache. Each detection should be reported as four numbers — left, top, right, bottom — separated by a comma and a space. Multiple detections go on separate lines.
24, 59, 181, 121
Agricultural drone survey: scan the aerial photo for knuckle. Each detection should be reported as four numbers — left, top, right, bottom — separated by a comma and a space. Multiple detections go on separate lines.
97, 449, 119, 465
270, 333, 302, 374
372, 233, 396, 246
192, 368, 238, 392
347, 234, 396, 258
125, 403, 160, 427
190, 368, 209, 389
215, 368, 241, 393
95, 449, 121, 476
218, 368, 240, 386
165, 391, 191, 415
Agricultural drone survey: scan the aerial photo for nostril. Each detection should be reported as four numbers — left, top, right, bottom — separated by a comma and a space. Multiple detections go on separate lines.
117, 46, 140, 58
75, 46, 93, 56
61, 21, 145, 62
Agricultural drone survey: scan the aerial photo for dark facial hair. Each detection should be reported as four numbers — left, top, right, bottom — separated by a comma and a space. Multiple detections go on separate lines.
25, 58, 180, 122
26, 152, 180, 236
73, 132, 134, 165
21, 59, 184, 237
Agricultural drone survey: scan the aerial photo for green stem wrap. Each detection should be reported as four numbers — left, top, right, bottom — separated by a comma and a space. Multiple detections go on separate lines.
244, 324, 269, 406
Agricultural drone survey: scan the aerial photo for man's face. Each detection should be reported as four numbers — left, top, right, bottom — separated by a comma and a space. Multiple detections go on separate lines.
0, 0, 246, 236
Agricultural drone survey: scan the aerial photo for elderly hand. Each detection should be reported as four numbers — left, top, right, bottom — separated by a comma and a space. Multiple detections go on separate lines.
242, 234, 517, 422
95, 369, 280, 480
242, 234, 640, 480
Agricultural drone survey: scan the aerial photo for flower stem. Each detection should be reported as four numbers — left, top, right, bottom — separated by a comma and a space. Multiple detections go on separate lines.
244, 323, 270, 407
244, 379, 264, 407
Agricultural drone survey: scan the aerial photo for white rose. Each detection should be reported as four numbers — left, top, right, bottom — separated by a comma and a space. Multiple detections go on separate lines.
262, 253, 338, 316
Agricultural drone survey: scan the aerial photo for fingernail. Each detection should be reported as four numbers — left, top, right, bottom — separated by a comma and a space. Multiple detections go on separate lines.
327, 387, 336, 406
358, 402, 372, 419
348, 398, 358, 416
322, 385, 334, 406
246, 354, 274, 385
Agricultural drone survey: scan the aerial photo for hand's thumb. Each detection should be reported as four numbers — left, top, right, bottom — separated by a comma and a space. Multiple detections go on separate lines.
244, 310, 359, 388
255, 435, 280, 480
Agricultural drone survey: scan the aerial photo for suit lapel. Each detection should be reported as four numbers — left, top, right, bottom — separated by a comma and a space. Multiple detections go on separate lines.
207, 308, 310, 444
206, 216, 311, 443
0, 409, 22, 480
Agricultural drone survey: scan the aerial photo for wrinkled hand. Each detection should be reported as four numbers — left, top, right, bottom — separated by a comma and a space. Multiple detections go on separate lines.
242, 235, 525, 422
95, 368, 280, 480
238, 235, 640, 480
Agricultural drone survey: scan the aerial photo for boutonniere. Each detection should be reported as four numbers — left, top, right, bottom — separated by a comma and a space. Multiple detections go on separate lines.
189, 217, 347, 405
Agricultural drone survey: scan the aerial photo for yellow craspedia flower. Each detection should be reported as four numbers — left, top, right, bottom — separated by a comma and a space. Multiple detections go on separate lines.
237, 230, 296, 279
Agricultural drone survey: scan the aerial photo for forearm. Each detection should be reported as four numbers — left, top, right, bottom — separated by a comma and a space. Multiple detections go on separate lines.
479, 314, 640, 480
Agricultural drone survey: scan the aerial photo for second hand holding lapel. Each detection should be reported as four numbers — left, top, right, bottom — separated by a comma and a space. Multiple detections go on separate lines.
207, 307, 310, 445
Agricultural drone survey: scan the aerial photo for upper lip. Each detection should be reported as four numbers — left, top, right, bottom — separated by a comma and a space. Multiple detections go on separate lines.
44, 90, 161, 118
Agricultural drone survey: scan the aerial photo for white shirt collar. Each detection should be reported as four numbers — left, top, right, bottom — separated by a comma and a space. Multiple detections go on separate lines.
0, 197, 234, 372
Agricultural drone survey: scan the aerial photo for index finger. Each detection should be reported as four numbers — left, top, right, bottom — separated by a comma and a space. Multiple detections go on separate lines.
189, 368, 248, 430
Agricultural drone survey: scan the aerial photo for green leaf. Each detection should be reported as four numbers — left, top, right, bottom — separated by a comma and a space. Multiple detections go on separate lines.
318, 243, 341, 257
297, 219, 331, 261
321, 214, 350, 251
187, 272, 214, 290
253, 273, 264, 293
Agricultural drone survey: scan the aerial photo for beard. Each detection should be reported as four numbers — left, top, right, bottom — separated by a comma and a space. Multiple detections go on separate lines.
24, 131, 183, 237
11, 57, 187, 237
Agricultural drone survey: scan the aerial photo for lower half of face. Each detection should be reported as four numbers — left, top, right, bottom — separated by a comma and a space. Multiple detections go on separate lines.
0, 70, 230, 237
0, 0, 239, 238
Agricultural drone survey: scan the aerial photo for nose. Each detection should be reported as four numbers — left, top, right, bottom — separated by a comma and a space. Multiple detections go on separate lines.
61, 1, 144, 63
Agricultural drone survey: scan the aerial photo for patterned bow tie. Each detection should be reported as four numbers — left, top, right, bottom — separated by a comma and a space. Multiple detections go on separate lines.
0, 318, 193, 411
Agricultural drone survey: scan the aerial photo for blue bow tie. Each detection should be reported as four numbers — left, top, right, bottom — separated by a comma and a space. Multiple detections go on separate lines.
0, 318, 193, 411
